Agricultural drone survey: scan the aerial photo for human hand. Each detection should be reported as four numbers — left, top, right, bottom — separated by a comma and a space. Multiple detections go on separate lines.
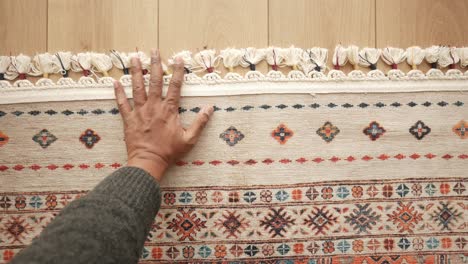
113, 50, 214, 182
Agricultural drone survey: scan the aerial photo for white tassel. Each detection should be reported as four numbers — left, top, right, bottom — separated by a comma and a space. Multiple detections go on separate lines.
438, 46, 460, 69
302, 48, 328, 72
282, 46, 303, 70
52, 52, 73, 77
0, 56, 11, 80
458, 47, 468, 68
219, 48, 243, 72
425, 45, 441, 68
31, 53, 58, 78
7, 54, 32, 80
168, 50, 199, 73
161, 62, 169, 75
239, 48, 266, 71
265, 47, 285, 71
381, 47, 406, 69
347, 45, 360, 70
90, 53, 112, 77
110, 50, 131, 75
406, 46, 425, 70
358, 48, 381, 70
332, 45, 348, 70
71, 52, 93, 76
193, 49, 219, 73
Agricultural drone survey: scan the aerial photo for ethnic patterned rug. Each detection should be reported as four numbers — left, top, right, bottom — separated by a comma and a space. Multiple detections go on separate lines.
0, 46, 467, 263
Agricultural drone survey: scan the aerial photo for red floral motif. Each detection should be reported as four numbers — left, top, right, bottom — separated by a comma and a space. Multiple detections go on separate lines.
383, 238, 394, 251
214, 245, 227, 258
211, 191, 223, 203
195, 191, 208, 204
182, 246, 194, 259
352, 186, 363, 198
3, 250, 14, 262
353, 240, 364, 252
163, 192, 176, 205
293, 243, 304, 254
271, 124, 294, 144
291, 189, 302, 200
322, 241, 335, 253
151, 247, 163, 259
440, 183, 450, 194
260, 190, 273, 202
15, 196, 26, 210
45, 194, 57, 209
321, 187, 333, 199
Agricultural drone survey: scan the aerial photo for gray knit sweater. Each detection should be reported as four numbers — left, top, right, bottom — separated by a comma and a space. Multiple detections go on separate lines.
11, 166, 161, 264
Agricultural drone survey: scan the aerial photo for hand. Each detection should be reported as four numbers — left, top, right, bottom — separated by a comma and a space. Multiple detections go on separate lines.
113, 50, 214, 182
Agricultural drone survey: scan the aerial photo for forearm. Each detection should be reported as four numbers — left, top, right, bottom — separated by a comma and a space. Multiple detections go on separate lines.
11, 166, 161, 264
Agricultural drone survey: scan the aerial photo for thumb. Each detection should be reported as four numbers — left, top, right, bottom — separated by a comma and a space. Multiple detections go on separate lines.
185, 105, 214, 144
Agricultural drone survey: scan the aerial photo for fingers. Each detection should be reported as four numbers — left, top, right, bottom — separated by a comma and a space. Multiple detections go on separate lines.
165, 57, 184, 106
113, 81, 132, 119
185, 105, 214, 143
148, 49, 164, 99
130, 57, 147, 108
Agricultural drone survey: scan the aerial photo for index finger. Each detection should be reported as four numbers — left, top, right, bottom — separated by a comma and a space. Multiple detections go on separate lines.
165, 57, 184, 106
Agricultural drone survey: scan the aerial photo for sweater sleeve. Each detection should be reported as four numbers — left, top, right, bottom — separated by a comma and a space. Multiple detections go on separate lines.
10, 166, 162, 264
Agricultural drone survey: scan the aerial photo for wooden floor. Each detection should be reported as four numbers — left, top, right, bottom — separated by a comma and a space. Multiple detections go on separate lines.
1, 0, 467, 66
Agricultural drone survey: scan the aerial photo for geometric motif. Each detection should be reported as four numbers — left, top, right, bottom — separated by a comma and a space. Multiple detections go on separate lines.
214, 210, 250, 239
303, 206, 338, 235
452, 120, 467, 139
271, 124, 293, 144
260, 208, 295, 237
0, 216, 34, 244
167, 208, 206, 241
387, 202, 423, 233
363, 121, 386, 141
430, 202, 462, 231
409, 120, 431, 140
79, 129, 101, 149
344, 204, 381, 234
219, 126, 244, 146
316, 121, 340, 142
32, 129, 57, 149
0, 130, 9, 147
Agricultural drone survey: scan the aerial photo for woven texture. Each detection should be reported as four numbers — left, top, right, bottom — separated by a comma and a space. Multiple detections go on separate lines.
0, 91, 467, 263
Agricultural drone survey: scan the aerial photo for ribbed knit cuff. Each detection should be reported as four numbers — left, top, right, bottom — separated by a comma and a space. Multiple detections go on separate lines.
89, 166, 162, 227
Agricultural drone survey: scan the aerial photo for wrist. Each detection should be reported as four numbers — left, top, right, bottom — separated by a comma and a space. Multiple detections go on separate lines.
127, 154, 168, 182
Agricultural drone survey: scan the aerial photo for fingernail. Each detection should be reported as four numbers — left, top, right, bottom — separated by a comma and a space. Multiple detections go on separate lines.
202, 105, 214, 116
131, 57, 139, 67
175, 57, 183, 65
151, 49, 159, 59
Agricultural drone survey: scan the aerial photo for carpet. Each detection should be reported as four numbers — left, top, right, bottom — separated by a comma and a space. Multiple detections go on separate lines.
0, 47, 467, 263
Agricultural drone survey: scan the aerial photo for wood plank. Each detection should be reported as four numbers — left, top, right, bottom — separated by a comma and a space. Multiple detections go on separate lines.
159, 0, 268, 73
269, 0, 375, 73
48, 0, 158, 52
0, 0, 47, 54
376, 0, 468, 72
376, 0, 468, 47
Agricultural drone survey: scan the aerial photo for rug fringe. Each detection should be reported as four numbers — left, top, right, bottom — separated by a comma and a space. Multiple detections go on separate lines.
1, 45, 468, 86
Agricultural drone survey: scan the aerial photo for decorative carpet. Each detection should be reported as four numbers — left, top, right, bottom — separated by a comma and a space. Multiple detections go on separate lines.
1, 47, 468, 263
